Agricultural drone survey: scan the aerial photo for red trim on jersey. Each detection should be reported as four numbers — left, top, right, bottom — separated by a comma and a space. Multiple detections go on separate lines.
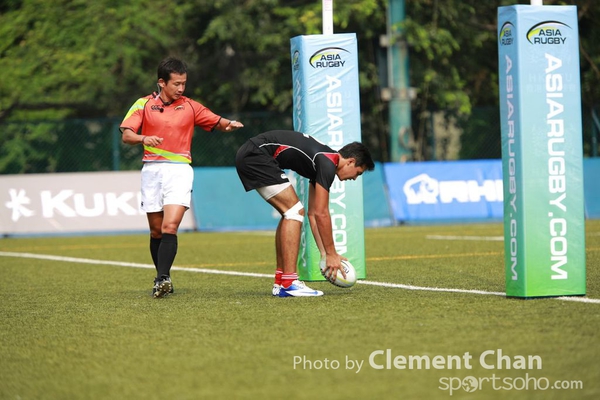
273, 145, 291, 159
322, 153, 340, 166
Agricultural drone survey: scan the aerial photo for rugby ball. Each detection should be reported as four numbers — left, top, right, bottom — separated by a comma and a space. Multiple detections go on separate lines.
320, 259, 357, 288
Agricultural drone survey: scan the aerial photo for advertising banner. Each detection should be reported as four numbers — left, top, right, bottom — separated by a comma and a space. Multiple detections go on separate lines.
384, 160, 504, 222
498, 5, 585, 297
290, 33, 366, 280
0, 171, 195, 236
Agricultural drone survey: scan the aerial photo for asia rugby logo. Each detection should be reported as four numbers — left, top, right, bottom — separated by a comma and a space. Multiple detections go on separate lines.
499, 22, 515, 46
526, 21, 571, 45
309, 47, 349, 68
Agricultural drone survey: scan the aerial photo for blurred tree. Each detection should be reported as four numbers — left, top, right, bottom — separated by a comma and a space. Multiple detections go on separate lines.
0, 0, 598, 165
181, 0, 389, 157
0, 0, 191, 120
402, 0, 599, 160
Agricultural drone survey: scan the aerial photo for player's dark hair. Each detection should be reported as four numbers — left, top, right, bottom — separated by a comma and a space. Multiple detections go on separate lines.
157, 57, 187, 83
339, 142, 375, 171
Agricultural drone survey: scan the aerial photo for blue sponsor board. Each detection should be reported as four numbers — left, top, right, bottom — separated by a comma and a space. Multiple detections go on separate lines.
190, 165, 393, 231
189, 159, 599, 231
583, 158, 600, 219
384, 160, 504, 222
363, 162, 395, 227
192, 167, 278, 231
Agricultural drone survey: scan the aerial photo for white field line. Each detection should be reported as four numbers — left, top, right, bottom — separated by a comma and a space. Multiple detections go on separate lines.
428, 233, 600, 240
0, 251, 273, 279
1, 251, 598, 304
427, 235, 504, 241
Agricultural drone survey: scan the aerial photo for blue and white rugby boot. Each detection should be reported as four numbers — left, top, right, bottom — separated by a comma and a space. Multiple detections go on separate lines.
278, 280, 323, 297
272, 284, 281, 296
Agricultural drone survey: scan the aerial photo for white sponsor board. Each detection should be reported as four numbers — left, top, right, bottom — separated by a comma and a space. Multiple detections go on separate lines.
0, 171, 196, 236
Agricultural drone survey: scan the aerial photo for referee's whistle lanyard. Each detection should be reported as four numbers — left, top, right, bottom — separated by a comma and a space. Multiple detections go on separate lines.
153, 89, 172, 107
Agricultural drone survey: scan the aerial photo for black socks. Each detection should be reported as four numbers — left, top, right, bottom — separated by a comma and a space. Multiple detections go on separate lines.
156, 233, 178, 278
150, 236, 161, 273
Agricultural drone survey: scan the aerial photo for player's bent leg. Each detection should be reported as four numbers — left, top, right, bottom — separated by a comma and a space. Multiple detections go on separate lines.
261, 185, 322, 297
277, 203, 303, 284
265, 186, 303, 274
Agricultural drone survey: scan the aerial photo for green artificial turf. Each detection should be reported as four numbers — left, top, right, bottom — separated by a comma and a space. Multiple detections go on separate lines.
1, 221, 598, 399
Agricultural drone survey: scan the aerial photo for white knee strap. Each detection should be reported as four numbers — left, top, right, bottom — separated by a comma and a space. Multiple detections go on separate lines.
283, 201, 304, 222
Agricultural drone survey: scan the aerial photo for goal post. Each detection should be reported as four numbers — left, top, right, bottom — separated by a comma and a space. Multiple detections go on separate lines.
497, 4, 586, 297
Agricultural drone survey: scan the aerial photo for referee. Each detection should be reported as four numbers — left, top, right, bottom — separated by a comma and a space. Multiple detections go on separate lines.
121, 57, 244, 298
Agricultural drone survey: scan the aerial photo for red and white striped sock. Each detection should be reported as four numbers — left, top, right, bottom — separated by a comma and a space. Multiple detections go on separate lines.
274, 269, 283, 286
281, 273, 298, 289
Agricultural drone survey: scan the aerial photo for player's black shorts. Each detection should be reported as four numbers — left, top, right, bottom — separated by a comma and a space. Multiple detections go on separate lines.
235, 140, 289, 191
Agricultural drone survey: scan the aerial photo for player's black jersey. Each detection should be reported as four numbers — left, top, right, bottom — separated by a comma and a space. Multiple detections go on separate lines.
249, 130, 339, 190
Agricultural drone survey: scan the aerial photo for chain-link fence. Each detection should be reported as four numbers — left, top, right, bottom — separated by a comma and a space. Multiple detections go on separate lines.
458, 105, 600, 160
0, 112, 293, 174
1, 107, 598, 174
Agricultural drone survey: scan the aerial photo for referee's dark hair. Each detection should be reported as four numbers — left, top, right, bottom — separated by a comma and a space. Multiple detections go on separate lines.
339, 142, 375, 171
158, 57, 187, 82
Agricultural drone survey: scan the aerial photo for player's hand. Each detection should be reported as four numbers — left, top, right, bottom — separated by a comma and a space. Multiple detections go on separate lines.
324, 254, 347, 281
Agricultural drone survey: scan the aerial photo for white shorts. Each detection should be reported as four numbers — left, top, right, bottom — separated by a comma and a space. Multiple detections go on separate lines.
257, 181, 291, 200
140, 163, 193, 212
